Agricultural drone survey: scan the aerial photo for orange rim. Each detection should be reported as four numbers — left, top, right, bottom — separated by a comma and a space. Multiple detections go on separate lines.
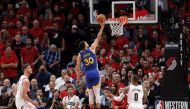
107, 17, 128, 24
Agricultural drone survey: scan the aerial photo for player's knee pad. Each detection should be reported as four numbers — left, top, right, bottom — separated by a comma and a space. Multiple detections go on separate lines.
93, 87, 101, 104
88, 88, 94, 104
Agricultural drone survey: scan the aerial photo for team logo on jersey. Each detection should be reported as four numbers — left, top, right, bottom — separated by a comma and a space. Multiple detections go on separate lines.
155, 100, 164, 109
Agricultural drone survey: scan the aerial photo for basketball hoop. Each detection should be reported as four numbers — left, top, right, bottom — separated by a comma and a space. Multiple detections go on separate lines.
107, 17, 128, 36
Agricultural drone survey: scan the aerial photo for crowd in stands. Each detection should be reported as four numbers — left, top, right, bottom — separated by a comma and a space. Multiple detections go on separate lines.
0, 0, 189, 109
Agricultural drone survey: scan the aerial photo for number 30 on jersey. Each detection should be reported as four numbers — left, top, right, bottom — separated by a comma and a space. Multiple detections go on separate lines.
84, 57, 94, 66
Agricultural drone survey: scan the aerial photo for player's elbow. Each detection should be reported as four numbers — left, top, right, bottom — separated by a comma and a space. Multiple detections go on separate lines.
22, 94, 29, 101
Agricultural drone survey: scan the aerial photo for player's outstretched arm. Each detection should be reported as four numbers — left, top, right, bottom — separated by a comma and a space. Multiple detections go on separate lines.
107, 86, 129, 102
90, 21, 105, 52
114, 86, 129, 101
76, 54, 81, 84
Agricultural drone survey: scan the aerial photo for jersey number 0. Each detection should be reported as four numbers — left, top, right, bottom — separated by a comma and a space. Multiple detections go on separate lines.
84, 57, 94, 66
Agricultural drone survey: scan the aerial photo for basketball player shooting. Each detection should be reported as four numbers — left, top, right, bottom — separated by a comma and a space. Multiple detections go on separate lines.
108, 74, 147, 109
14, 64, 36, 109
76, 15, 105, 109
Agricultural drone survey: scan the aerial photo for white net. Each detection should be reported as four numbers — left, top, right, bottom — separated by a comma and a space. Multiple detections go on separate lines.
108, 18, 127, 36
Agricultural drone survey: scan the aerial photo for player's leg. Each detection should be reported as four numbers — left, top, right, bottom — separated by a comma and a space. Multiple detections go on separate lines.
23, 101, 36, 109
15, 98, 24, 109
86, 76, 95, 109
92, 76, 101, 109
88, 88, 95, 109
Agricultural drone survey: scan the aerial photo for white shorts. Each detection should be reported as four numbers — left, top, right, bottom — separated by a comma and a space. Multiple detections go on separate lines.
16, 100, 36, 109
128, 103, 144, 109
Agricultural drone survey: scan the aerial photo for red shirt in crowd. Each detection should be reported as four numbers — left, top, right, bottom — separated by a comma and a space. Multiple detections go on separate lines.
130, 54, 139, 67
0, 52, 18, 78
143, 67, 153, 75
29, 27, 44, 43
115, 36, 129, 50
112, 95, 128, 109
20, 47, 39, 65
151, 48, 161, 59
3, 17, 18, 25
17, 6, 32, 17
43, 19, 54, 30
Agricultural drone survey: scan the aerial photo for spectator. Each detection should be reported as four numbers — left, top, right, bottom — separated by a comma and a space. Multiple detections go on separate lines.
29, 19, 44, 43
0, 28, 11, 45
16, 0, 32, 18
0, 3, 14, 19
142, 59, 153, 75
100, 74, 109, 89
67, 67, 77, 80
34, 88, 47, 109
46, 89, 63, 109
59, 81, 77, 99
98, 48, 109, 68
110, 83, 118, 95
13, 20, 23, 36
150, 30, 161, 48
120, 67, 128, 86
48, 22, 65, 51
0, 86, 11, 107
158, 48, 165, 66
12, 34, 26, 76
20, 26, 33, 44
67, 55, 77, 69
77, 14, 88, 31
62, 86, 79, 109
43, 14, 54, 31
137, 68, 144, 83
55, 69, 73, 90
44, 75, 56, 92
4, 10, 18, 37
147, 74, 160, 108
0, 78, 12, 96
0, 46, 18, 83
36, 65, 52, 89
151, 42, 162, 60
112, 73, 125, 88
20, 36, 41, 74
100, 87, 112, 109
45, 81, 55, 99
29, 78, 38, 100
41, 1, 52, 20
80, 89, 90, 109
41, 44, 60, 75
23, 16, 32, 27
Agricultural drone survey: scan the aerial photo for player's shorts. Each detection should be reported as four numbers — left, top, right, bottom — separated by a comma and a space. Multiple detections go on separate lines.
85, 70, 100, 89
128, 103, 144, 109
16, 99, 36, 109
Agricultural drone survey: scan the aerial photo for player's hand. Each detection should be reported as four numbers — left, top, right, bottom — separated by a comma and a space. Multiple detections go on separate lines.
99, 21, 105, 27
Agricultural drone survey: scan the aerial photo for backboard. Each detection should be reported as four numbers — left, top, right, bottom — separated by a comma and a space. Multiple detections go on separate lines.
89, 0, 158, 24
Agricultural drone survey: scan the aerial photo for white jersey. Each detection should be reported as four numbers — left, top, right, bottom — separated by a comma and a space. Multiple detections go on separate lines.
128, 84, 143, 104
15, 75, 36, 109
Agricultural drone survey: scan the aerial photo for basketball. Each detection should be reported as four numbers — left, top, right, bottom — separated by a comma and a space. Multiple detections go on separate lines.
96, 14, 106, 23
